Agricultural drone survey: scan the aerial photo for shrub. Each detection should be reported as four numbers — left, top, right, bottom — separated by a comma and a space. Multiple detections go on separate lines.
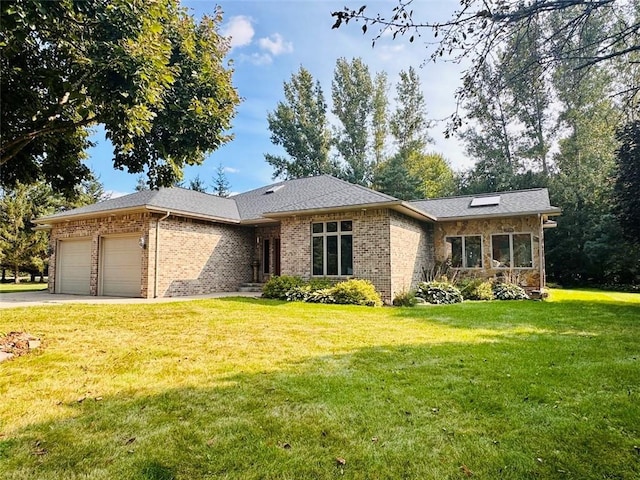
262, 275, 303, 300
306, 288, 336, 304
393, 289, 418, 307
329, 279, 383, 307
285, 285, 312, 302
307, 277, 335, 291
459, 278, 494, 301
493, 282, 529, 300
416, 281, 463, 305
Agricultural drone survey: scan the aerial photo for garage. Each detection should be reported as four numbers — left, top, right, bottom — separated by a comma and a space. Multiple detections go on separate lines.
56, 239, 92, 295
100, 236, 142, 297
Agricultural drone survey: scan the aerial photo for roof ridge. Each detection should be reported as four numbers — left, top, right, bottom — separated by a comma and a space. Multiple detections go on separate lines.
321, 175, 400, 201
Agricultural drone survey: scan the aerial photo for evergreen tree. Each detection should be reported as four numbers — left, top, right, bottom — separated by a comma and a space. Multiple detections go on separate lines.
212, 164, 231, 197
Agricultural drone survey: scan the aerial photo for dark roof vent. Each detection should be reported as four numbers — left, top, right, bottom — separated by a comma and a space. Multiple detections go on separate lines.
469, 195, 500, 207
265, 185, 284, 194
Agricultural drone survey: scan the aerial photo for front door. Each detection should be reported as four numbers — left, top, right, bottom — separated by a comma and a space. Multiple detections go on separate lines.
274, 238, 281, 276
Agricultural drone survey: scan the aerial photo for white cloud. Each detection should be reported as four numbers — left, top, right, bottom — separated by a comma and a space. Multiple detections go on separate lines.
223, 166, 239, 174
221, 16, 254, 48
258, 33, 293, 56
240, 52, 273, 66
376, 44, 406, 62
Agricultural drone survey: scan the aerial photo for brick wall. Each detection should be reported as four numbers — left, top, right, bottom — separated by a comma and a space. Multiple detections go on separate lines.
434, 215, 545, 290
389, 211, 434, 300
153, 216, 254, 297
48, 213, 151, 296
280, 209, 394, 302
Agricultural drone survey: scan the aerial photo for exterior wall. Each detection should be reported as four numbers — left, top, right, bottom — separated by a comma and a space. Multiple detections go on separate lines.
280, 209, 393, 302
48, 213, 151, 297
256, 224, 281, 282
152, 216, 254, 297
389, 211, 434, 300
434, 215, 544, 291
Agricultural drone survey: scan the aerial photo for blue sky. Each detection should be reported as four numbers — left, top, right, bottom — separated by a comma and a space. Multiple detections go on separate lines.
87, 1, 471, 197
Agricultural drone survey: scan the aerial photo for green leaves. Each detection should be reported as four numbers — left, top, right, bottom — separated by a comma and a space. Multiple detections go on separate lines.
1, 0, 240, 191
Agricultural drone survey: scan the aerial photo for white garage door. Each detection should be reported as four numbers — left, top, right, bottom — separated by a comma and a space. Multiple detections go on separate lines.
56, 239, 92, 295
100, 236, 142, 297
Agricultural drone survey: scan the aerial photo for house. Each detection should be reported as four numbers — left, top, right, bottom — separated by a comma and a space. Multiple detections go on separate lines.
34, 175, 560, 303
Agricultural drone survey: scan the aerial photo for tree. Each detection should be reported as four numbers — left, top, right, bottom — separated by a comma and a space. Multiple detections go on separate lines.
331, 58, 374, 185
390, 67, 432, 155
331, 0, 640, 130
265, 66, 336, 179
372, 72, 390, 167
212, 164, 231, 197
614, 120, 640, 243
189, 175, 207, 193
371, 154, 422, 200
406, 152, 456, 198
1, 0, 240, 193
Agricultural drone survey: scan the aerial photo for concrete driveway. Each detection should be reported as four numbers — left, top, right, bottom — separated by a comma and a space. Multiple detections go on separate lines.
0, 289, 261, 308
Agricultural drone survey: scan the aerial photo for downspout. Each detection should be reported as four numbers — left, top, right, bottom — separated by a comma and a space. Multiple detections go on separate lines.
154, 211, 171, 298
538, 213, 545, 290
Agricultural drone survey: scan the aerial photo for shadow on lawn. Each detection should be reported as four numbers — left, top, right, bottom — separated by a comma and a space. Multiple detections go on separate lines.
1, 336, 638, 480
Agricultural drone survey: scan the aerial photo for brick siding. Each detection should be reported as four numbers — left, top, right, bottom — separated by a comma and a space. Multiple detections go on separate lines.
48, 213, 151, 296
389, 211, 435, 300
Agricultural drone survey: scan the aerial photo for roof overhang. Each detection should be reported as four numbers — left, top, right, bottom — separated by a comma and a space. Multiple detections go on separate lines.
433, 208, 561, 223
34, 205, 241, 226
260, 200, 435, 222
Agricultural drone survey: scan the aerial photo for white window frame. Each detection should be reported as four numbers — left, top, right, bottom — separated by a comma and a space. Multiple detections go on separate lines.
490, 232, 534, 269
311, 220, 353, 277
445, 235, 484, 269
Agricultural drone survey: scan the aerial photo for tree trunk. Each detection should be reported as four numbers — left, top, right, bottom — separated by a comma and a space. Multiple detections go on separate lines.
13, 265, 20, 284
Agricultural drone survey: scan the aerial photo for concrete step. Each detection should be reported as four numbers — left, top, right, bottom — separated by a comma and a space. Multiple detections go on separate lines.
238, 283, 265, 293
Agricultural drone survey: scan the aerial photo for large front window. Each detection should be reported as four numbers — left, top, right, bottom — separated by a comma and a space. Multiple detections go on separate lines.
312, 221, 353, 276
491, 233, 533, 268
445, 235, 483, 268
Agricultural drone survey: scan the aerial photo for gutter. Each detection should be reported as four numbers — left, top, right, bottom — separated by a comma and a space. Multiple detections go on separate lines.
154, 211, 171, 298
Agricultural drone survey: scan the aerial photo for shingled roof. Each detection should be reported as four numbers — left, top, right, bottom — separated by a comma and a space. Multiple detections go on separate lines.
36, 176, 559, 225
408, 189, 561, 220
234, 175, 399, 221
38, 187, 240, 223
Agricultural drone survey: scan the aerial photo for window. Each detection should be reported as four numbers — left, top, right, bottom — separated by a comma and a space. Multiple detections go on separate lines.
491, 233, 533, 268
445, 235, 483, 268
312, 220, 353, 276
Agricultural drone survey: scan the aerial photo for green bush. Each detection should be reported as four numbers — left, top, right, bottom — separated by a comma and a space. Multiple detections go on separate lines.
285, 285, 312, 302
459, 278, 494, 301
330, 279, 383, 307
306, 287, 336, 304
392, 290, 418, 307
262, 275, 304, 299
307, 277, 335, 291
493, 282, 529, 300
416, 281, 463, 305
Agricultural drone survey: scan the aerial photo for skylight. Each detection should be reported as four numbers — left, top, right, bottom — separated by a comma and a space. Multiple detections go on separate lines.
469, 195, 501, 207
265, 185, 284, 194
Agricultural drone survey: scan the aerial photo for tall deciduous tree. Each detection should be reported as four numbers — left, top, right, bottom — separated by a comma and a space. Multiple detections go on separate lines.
265, 67, 336, 179
332, 57, 374, 185
406, 152, 456, 198
1, 0, 240, 192
331, 0, 640, 130
372, 72, 390, 166
390, 67, 432, 156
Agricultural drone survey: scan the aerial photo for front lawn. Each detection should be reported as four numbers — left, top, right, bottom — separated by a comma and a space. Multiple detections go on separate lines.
1, 290, 638, 479
0, 281, 48, 293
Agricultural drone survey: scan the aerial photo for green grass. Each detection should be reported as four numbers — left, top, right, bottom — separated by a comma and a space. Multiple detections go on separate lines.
0, 281, 48, 293
0, 289, 638, 479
